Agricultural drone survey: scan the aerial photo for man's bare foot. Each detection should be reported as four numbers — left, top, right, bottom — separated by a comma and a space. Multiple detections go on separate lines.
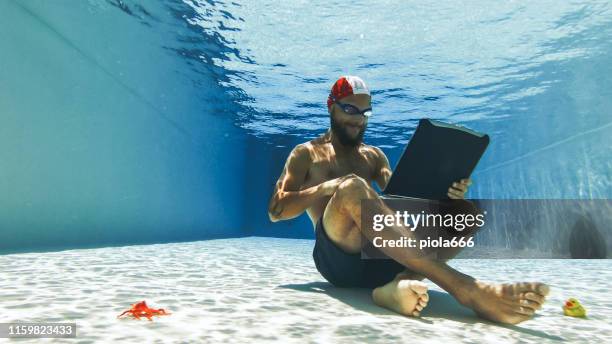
457, 281, 550, 324
372, 279, 429, 317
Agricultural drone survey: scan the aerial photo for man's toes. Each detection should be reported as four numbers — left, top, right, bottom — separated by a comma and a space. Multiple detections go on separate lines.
412, 310, 420, 317
519, 299, 541, 310
537, 284, 550, 296
515, 305, 535, 316
522, 282, 549, 295
418, 299, 428, 308
416, 304, 424, 311
522, 292, 545, 305
407, 280, 428, 295
512, 282, 549, 297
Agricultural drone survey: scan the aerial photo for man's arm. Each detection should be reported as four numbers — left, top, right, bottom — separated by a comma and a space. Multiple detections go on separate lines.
372, 146, 392, 191
268, 144, 342, 222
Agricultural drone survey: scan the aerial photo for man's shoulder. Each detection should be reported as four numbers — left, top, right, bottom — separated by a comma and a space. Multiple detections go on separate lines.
288, 142, 315, 163
294, 135, 330, 153
360, 143, 385, 158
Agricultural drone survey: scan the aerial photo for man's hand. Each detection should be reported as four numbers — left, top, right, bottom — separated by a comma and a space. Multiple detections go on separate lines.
447, 178, 472, 199
319, 174, 359, 196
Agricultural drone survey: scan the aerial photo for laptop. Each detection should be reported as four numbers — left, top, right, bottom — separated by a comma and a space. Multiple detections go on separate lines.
380, 118, 490, 200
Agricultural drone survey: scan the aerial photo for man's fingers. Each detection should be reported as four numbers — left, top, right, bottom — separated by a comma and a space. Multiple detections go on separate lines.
447, 188, 464, 199
447, 191, 461, 199
449, 179, 472, 199
450, 185, 465, 192
449, 189, 464, 197
452, 182, 468, 192
460, 178, 472, 185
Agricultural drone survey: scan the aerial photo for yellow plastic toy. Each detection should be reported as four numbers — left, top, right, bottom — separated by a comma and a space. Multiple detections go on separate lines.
563, 298, 586, 317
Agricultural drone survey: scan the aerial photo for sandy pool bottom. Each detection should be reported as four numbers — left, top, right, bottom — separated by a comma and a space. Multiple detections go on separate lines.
1, 237, 610, 343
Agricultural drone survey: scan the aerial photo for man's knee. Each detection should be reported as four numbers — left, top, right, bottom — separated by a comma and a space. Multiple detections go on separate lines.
336, 174, 374, 198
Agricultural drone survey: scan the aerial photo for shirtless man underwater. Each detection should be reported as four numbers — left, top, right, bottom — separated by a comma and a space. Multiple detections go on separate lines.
268, 76, 549, 324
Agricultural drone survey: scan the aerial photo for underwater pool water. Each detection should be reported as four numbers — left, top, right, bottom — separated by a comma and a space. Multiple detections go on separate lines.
0, 0, 610, 251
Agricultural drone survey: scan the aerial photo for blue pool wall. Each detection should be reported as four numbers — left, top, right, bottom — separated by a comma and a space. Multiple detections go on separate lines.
0, 0, 249, 253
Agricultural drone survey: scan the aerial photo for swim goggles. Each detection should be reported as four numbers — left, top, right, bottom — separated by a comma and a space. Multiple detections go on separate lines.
334, 100, 372, 117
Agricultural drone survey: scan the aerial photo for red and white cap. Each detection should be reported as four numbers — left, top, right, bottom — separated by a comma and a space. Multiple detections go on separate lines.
326, 75, 370, 110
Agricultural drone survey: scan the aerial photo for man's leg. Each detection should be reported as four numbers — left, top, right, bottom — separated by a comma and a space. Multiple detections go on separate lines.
321, 178, 429, 317
323, 175, 549, 325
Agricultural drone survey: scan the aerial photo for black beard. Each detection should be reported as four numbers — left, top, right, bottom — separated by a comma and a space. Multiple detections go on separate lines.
330, 115, 365, 147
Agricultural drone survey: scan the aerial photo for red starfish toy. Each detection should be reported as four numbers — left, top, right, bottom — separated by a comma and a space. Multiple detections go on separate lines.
117, 301, 171, 321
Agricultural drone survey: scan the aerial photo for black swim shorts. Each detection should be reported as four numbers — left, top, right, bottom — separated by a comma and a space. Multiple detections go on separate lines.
312, 217, 406, 289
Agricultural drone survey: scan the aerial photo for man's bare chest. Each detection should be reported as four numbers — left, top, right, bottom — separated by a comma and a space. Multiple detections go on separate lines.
304, 157, 374, 188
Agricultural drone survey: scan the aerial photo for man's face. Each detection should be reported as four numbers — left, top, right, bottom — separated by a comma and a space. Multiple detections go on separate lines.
329, 94, 371, 147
